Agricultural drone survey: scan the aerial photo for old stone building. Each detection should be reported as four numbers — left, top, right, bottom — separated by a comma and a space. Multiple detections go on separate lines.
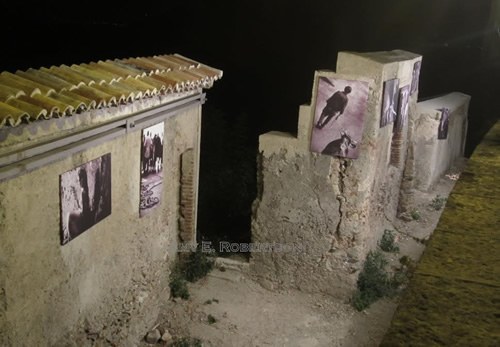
0, 54, 221, 346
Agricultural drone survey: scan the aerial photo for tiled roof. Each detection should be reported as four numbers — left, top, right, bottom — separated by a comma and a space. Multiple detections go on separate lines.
0, 54, 222, 128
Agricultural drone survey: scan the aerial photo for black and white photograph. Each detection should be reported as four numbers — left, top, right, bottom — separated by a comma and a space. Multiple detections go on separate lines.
438, 107, 450, 140
410, 60, 422, 95
310, 74, 369, 159
395, 85, 410, 132
60, 153, 112, 245
381, 78, 400, 128
140, 122, 165, 217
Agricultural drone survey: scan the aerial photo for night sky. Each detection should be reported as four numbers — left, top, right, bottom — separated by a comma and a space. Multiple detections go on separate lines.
1, 0, 498, 241
1, 1, 498, 146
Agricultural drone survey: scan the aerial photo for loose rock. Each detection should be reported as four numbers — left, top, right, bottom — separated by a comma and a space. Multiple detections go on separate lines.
161, 331, 172, 343
145, 329, 161, 344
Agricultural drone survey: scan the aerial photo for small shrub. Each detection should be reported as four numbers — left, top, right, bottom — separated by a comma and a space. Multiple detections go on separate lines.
352, 290, 377, 312
169, 272, 189, 300
207, 314, 217, 324
429, 195, 447, 210
411, 209, 421, 221
169, 246, 214, 300
352, 250, 394, 311
391, 256, 417, 289
351, 250, 415, 311
379, 230, 400, 253
184, 247, 215, 283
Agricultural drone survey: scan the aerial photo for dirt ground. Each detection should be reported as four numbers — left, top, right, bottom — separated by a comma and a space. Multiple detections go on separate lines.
143, 160, 465, 347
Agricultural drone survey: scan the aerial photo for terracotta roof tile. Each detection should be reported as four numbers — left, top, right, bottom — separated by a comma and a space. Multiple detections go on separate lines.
94, 61, 145, 79
16, 69, 75, 92
0, 84, 25, 101
58, 90, 97, 110
0, 102, 29, 127
0, 53, 221, 129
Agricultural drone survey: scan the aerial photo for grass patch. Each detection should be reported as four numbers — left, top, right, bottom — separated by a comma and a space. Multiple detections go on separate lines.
379, 230, 400, 253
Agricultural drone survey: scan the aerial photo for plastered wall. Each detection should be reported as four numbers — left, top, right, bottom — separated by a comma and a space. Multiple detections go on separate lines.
251, 50, 423, 297
0, 95, 201, 346
409, 92, 470, 191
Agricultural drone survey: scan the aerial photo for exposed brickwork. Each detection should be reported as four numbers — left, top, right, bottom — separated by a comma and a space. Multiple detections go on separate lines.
179, 148, 196, 242
390, 131, 404, 167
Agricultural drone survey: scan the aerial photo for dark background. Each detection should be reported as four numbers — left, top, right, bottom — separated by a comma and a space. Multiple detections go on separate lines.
1, 0, 498, 244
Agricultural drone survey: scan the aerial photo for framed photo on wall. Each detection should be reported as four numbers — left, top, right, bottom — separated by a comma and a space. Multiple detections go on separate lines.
381, 78, 400, 128
139, 122, 165, 217
438, 107, 450, 140
410, 61, 422, 95
60, 153, 112, 245
310, 73, 370, 159
395, 85, 410, 132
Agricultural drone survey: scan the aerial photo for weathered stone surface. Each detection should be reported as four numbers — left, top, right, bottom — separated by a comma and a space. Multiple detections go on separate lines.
251, 50, 425, 297
251, 151, 357, 296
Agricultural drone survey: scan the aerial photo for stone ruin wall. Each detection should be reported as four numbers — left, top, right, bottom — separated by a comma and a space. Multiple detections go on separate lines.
251, 50, 431, 297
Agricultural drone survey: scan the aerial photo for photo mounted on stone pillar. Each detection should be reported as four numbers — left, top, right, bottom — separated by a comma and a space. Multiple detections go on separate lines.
438, 107, 450, 140
381, 78, 399, 128
395, 85, 410, 132
310, 74, 369, 159
410, 61, 422, 95
140, 122, 164, 217
60, 153, 112, 245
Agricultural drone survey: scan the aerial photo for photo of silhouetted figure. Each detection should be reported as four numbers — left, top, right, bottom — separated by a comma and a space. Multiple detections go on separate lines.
381, 78, 400, 128
438, 107, 450, 140
310, 75, 369, 159
410, 60, 422, 95
60, 153, 112, 245
315, 86, 352, 129
153, 133, 163, 172
142, 131, 154, 175
140, 122, 164, 217
395, 85, 410, 132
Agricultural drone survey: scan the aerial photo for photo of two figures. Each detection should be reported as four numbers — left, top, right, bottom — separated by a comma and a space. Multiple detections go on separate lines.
311, 76, 369, 159
140, 122, 165, 217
